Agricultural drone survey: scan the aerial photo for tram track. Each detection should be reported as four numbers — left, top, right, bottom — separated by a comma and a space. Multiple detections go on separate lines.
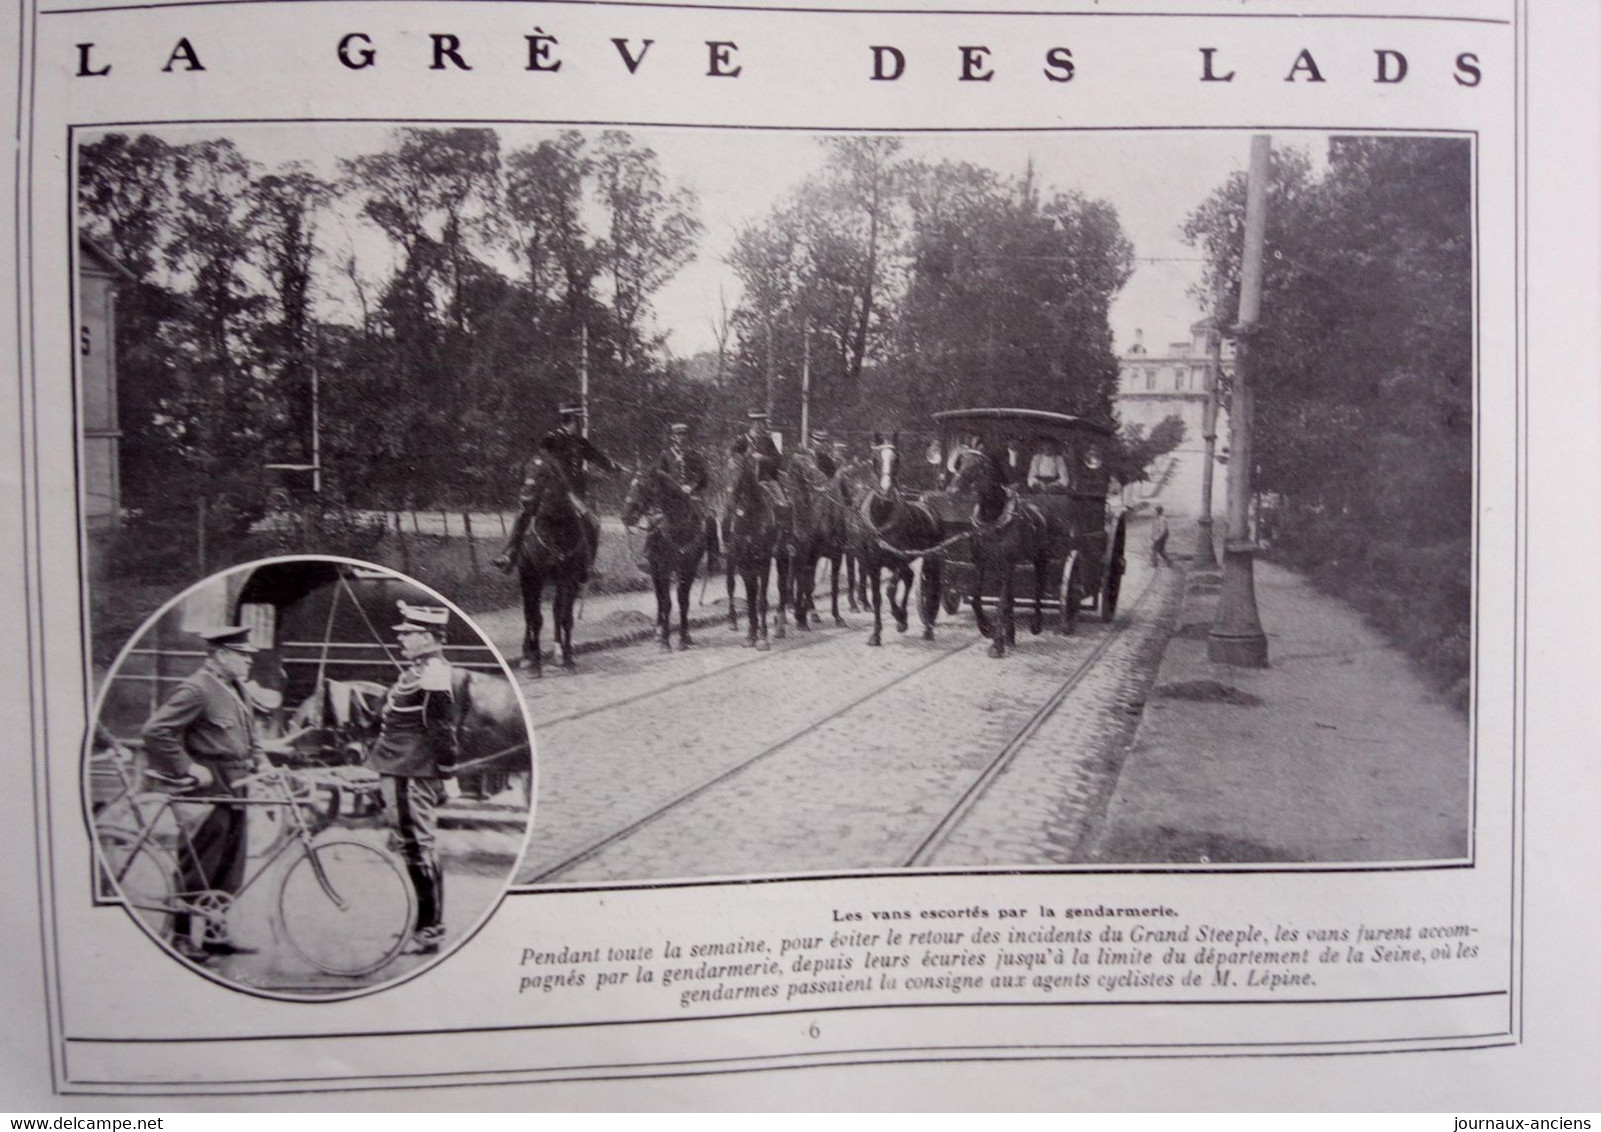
525, 566, 1162, 885
901, 568, 1160, 867
524, 635, 978, 883
536, 626, 834, 728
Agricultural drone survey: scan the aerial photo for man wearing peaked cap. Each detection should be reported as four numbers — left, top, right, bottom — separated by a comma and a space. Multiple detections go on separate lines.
370, 600, 464, 956
654, 422, 710, 498
809, 429, 839, 478
734, 409, 784, 483
493, 404, 619, 573
541, 403, 619, 495
141, 624, 266, 962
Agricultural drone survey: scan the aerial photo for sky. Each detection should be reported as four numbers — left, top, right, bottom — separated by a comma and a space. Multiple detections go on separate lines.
83, 123, 1322, 359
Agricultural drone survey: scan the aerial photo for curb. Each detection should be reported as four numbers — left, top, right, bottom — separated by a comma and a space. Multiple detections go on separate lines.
567, 606, 732, 657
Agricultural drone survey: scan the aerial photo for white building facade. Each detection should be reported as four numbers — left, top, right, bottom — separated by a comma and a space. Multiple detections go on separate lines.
1115, 323, 1233, 518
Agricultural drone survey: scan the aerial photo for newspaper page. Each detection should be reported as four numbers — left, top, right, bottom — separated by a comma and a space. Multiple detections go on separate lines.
3, 0, 1599, 1110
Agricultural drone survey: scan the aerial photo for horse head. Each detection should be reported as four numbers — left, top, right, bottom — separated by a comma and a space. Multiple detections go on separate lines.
620, 468, 652, 528
949, 447, 998, 495
725, 449, 764, 501
871, 431, 902, 496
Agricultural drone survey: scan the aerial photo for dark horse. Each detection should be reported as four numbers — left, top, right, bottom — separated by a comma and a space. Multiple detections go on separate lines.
720, 452, 788, 650
846, 433, 948, 647
950, 449, 1049, 658
784, 449, 846, 629
432, 668, 534, 802
287, 668, 533, 810
621, 466, 709, 652
504, 454, 597, 677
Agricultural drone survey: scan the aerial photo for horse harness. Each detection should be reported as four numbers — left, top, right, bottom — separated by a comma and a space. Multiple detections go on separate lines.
857, 491, 972, 561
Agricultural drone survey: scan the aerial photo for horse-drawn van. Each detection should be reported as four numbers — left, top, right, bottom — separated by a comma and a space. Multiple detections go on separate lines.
922, 408, 1127, 640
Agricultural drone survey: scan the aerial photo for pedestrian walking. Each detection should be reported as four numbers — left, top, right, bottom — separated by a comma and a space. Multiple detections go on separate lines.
1150, 504, 1172, 568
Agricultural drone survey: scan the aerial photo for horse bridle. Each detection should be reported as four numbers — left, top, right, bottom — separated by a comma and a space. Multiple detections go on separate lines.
630, 468, 707, 557
954, 451, 1033, 537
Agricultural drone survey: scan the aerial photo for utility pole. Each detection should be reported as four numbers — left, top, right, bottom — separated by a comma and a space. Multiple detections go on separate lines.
310, 340, 322, 497
1208, 134, 1271, 667
1193, 299, 1223, 570
800, 320, 811, 441
764, 321, 776, 423
579, 322, 590, 437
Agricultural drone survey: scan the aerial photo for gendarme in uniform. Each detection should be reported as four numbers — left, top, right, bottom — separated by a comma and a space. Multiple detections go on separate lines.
371, 601, 462, 955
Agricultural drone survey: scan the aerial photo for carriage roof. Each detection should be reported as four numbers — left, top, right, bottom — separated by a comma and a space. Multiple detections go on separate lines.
931, 408, 1113, 437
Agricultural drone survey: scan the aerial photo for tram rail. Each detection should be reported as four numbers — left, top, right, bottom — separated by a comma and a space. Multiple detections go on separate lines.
524, 567, 1159, 885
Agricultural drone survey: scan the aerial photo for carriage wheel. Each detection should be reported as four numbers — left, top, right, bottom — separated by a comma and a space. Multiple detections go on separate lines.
1059, 553, 1080, 636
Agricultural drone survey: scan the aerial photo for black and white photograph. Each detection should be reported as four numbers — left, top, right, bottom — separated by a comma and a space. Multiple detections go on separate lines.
86, 556, 535, 996
75, 123, 1471, 889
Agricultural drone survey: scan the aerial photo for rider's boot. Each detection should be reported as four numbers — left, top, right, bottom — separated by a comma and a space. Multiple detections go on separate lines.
492, 511, 532, 572
406, 860, 445, 955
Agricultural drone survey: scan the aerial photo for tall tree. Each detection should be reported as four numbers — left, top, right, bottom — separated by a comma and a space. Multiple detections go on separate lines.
894, 159, 1134, 418
1184, 136, 1472, 695
341, 128, 504, 502
592, 131, 701, 373
247, 165, 335, 475
506, 131, 596, 319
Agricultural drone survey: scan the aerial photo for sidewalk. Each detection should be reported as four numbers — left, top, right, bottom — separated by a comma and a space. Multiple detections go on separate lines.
1086, 554, 1470, 864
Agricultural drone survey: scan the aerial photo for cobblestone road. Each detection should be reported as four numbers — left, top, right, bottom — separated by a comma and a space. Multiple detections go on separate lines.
514, 550, 1183, 884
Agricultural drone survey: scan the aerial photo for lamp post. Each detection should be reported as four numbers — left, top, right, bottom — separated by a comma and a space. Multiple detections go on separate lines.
1194, 306, 1222, 571
1208, 134, 1272, 668
799, 320, 812, 441
579, 323, 590, 437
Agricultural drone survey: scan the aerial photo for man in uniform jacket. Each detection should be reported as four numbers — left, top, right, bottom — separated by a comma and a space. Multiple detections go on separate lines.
141, 624, 266, 962
493, 403, 618, 573
809, 429, 839, 479
729, 410, 780, 478
654, 422, 710, 497
370, 601, 463, 955
539, 403, 620, 497
655, 421, 717, 568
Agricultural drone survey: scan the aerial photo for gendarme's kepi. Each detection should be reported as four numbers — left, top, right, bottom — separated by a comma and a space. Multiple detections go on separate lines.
197, 625, 259, 653
393, 601, 450, 635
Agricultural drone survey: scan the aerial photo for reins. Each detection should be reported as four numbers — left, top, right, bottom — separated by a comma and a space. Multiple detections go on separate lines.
627, 470, 709, 561
857, 490, 972, 560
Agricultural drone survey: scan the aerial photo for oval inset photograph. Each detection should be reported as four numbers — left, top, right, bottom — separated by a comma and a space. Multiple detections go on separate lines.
84, 555, 536, 998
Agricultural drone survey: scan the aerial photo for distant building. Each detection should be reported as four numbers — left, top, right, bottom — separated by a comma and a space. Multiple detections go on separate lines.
78, 235, 133, 573
1115, 324, 1234, 516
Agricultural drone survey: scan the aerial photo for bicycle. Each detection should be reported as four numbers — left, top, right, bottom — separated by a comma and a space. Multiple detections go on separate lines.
90, 745, 417, 979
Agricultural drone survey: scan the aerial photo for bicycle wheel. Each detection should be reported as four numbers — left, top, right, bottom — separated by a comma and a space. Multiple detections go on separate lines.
96, 826, 178, 941
277, 838, 415, 977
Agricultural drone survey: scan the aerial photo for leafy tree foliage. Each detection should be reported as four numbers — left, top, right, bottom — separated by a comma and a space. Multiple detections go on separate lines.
725, 142, 1152, 471
78, 126, 705, 583
1184, 137, 1472, 701
80, 126, 1170, 602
